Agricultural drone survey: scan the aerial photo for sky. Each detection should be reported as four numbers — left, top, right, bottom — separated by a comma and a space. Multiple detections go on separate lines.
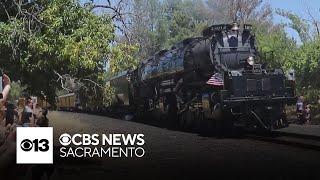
268, 0, 320, 43
85, 0, 320, 43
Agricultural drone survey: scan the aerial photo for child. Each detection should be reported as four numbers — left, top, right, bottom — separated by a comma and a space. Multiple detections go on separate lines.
305, 104, 311, 125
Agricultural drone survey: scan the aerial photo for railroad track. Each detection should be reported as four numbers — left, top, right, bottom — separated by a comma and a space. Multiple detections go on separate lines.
245, 131, 320, 151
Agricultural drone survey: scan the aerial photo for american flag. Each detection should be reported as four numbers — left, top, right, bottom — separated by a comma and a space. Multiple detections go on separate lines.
206, 73, 224, 86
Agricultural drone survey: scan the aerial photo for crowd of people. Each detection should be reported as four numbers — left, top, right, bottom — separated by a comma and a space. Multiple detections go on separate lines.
0, 74, 16, 177
2, 97, 49, 128
0, 74, 51, 179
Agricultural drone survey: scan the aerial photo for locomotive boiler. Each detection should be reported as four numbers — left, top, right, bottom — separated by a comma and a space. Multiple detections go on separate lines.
110, 23, 296, 132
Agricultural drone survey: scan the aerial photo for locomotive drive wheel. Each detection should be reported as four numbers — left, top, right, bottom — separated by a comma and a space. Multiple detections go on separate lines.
194, 110, 203, 132
134, 109, 144, 122
178, 111, 187, 130
177, 103, 206, 132
165, 104, 178, 128
200, 103, 224, 136
164, 94, 179, 128
220, 109, 236, 136
199, 108, 235, 137
199, 117, 214, 136
178, 110, 197, 131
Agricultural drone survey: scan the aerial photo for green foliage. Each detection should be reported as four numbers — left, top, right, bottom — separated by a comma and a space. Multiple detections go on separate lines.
284, 37, 320, 89
130, 0, 211, 59
103, 84, 115, 106
50, 3, 111, 68
109, 43, 139, 75
28, 0, 114, 73
276, 9, 310, 43
276, 10, 320, 92
0, 0, 137, 105
8, 81, 26, 102
254, 23, 297, 68
303, 87, 320, 104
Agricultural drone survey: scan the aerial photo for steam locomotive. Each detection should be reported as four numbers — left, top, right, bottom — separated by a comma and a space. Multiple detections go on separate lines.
108, 23, 295, 131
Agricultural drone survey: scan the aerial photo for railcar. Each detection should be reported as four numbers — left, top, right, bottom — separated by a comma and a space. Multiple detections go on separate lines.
56, 93, 80, 111
111, 23, 296, 132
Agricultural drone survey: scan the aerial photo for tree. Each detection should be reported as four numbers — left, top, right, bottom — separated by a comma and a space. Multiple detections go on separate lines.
206, 0, 272, 25
8, 81, 26, 102
276, 9, 310, 43
276, 10, 320, 96
127, 0, 211, 59
0, 0, 136, 105
254, 22, 297, 68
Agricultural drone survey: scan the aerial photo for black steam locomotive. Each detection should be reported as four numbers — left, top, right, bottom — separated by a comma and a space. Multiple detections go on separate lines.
109, 23, 296, 132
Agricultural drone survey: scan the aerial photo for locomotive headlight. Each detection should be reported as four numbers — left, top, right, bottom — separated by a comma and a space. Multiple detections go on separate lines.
247, 56, 255, 66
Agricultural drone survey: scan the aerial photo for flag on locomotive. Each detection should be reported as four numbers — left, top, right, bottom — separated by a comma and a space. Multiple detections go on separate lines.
206, 73, 224, 86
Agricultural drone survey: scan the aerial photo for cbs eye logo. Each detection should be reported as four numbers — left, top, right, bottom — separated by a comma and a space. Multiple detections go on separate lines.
20, 139, 50, 152
59, 133, 71, 146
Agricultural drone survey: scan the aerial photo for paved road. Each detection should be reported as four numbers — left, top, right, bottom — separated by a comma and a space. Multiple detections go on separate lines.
277, 124, 320, 136
45, 111, 320, 179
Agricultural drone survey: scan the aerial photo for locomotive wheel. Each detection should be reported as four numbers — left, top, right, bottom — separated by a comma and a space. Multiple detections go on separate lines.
179, 110, 196, 131
194, 110, 203, 132
211, 103, 224, 136
186, 111, 195, 129
136, 111, 145, 122
219, 109, 236, 137
164, 94, 179, 128
178, 111, 187, 130
199, 117, 214, 136
198, 106, 234, 137
165, 104, 178, 128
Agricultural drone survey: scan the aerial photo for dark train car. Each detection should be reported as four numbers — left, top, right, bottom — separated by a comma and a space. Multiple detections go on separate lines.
115, 22, 296, 132
109, 71, 130, 106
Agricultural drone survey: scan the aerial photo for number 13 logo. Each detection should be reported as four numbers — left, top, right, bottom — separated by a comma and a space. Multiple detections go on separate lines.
20, 139, 50, 152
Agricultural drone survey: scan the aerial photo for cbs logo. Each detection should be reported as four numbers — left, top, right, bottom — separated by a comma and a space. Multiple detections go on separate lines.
59, 133, 72, 146
20, 139, 50, 152
59, 133, 99, 146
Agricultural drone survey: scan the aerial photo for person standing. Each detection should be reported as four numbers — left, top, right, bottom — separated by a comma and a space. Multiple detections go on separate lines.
36, 108, 49, 127
0, 74, 16, 178
305, 104, 311, 125
296, 95, 305, 124
20, 97, 36, 127
5, 103, 19, 126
